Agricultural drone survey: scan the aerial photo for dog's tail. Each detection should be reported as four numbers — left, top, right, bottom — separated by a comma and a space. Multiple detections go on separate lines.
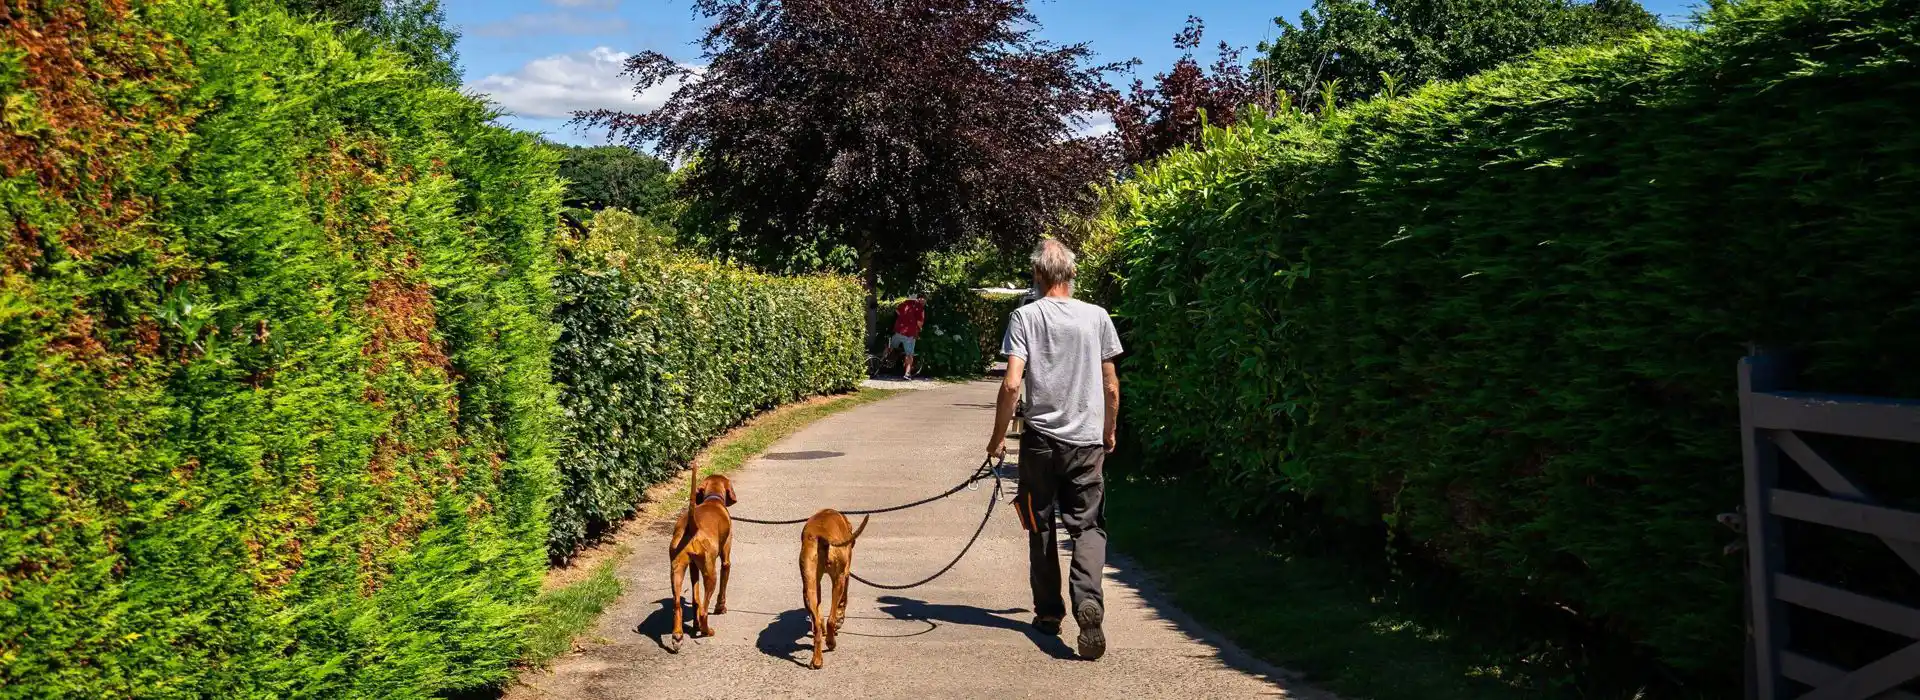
828, 514, 870, 547
849, 513, 870, 543
689, 465, 701, 508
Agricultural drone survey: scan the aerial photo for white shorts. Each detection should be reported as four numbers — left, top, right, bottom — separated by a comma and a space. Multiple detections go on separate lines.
887, 333, 917, 355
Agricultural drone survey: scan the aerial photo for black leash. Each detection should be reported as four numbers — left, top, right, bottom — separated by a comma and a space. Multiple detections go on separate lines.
729, 457, 1002, 525
727, 456, 1009, 591
850, 468, 1003, 590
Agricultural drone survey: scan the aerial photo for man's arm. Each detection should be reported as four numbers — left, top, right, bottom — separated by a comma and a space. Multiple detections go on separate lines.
1102, 360, 1120, 453
988, 356, 1025, 458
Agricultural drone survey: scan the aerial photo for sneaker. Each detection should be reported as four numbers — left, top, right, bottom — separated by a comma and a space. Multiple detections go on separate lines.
1033, 616, 1061, 635
1074, 601, 1106, 660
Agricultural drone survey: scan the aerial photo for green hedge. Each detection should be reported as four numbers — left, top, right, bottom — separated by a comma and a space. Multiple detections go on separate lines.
946, 289, 1024, 373
549, 210, 864, 557
870, 289, 1021, 378
1, 2, 560, 697
1112, 0, 1920, 679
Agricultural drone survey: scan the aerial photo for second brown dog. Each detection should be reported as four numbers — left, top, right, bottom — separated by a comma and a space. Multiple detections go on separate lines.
667, 468, 736, 650
798, 509, 869, 669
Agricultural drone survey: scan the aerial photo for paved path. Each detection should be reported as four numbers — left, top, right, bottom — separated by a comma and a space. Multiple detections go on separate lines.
508, 381, 1329, 700
858, 377, 945, 391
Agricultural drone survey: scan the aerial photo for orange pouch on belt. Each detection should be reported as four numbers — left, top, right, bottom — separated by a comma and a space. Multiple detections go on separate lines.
1013, 490, 1039, 532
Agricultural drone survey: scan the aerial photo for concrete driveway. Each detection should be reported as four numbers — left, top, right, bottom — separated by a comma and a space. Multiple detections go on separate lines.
506, 380, 1330, 700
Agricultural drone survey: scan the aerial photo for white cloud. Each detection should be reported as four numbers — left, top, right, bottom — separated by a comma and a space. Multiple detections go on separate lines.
465, 47, 694, 120
1075, 112, 1117, 139
469, 11, 629, 37
1061, 111, 1115, 141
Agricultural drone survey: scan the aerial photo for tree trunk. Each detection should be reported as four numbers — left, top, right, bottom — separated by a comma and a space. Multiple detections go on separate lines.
860, 244, 879, 344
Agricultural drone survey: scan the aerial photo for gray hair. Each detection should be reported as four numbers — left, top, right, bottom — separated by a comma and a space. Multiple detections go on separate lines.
1030, 238, 1078, 289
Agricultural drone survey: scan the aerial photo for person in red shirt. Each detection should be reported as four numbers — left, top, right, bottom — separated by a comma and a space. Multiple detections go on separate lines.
883, 292, 927, 378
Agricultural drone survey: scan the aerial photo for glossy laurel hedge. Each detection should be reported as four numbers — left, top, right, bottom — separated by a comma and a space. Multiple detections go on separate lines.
549, 216, 864, 557
1, 2, 561, 697
1112, 0, 1920, 677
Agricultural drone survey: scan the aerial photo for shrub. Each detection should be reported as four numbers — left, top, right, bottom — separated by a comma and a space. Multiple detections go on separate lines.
870, 289, 1022, 378
0, 2, 560, 697
1060, 182, 1140, 310
1112, 0, 1920, 681
917, 238, 1027, 295
548, 210, 864, 557
913, 316, 986, 377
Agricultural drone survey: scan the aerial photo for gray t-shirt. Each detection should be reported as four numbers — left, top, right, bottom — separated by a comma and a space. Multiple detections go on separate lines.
1000, 297, 1123, 446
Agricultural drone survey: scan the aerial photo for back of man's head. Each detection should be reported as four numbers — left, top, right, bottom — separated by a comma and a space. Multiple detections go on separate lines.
1031, 239, 1077, 290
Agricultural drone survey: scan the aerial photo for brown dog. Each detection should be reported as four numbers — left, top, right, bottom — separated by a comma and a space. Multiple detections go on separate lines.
667, 468, 735, 650
798, 509, 869, 669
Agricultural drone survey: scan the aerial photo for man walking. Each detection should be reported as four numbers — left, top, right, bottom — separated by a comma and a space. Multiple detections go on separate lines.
883, 292, 927, 378
986, 239, 1121, 660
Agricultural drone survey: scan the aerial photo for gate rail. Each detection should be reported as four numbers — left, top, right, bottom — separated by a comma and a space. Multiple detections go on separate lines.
1740, 354, 1920, 700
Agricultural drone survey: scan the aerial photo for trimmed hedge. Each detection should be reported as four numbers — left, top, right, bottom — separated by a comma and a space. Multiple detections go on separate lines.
549, 210, 864, 557
943, 289, 1025, 374
1, 2, 560, 697
1112, 0, 1920, 679
869, 288, 1021, 378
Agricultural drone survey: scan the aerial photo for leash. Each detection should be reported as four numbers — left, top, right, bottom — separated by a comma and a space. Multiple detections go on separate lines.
850, 467, 1003, 590
726, 456, 1009, 591
729, 456, 1002, 525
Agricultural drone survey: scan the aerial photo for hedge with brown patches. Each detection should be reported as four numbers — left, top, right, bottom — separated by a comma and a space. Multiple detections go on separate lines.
0, 1, 561, 697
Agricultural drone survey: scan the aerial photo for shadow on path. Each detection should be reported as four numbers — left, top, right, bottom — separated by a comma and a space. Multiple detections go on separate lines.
751, 606, 942, 668
634, 597, 700, 653
875, 595, 1077, 659
754, 608, 816, 668
763, 450, 845, 460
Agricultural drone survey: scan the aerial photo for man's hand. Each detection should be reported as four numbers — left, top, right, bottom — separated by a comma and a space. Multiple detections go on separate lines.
987, 434, 1007, 460
1104, 431, 1116, 454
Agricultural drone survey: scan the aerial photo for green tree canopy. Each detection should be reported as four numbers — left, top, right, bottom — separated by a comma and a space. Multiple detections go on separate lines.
549, 144, 675, 219
1254, 0, 1658, 109
282, 0, 461, 85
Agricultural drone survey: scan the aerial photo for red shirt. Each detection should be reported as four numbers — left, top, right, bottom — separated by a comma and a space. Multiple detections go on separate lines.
893, 299, 925, 337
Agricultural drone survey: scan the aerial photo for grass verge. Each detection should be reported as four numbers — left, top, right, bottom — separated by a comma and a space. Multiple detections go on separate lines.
1107, 472, 1690, 700
521, 554, 625, 665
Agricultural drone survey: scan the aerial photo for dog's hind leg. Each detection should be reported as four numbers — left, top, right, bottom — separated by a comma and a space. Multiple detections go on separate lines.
687, 562, 702, 630
715, 532, 732, 614
803, 551, 825, 669
694, 555, 718, 637
669, 557, 689, 649
826, 569, 850, 652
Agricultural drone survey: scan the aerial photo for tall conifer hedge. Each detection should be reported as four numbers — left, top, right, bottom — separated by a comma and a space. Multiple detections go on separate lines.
2, 2, 895, 696
1113, 0, 1920, 675
1, 1, 561, 696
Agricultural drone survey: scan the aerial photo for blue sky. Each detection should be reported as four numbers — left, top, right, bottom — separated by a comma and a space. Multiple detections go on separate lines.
452, 0, 1705, 148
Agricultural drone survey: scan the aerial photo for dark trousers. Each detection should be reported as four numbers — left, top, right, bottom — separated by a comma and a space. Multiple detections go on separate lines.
1014, 430, 1107, 620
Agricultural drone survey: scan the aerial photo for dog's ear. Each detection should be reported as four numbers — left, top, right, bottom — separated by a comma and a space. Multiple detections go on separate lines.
692, 485, 708, 503
724, 483, 738, 507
